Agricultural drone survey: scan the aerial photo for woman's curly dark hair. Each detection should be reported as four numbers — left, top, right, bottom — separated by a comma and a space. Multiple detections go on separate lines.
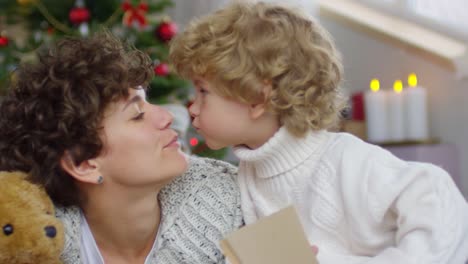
0, 32, 153, 206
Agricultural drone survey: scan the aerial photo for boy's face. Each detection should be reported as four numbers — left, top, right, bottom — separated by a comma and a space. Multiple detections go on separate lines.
188, 77, 254, 150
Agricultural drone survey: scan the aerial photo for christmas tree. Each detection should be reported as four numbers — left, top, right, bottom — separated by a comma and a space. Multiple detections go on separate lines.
0, 0, 188, 103
0, 0, 228, 160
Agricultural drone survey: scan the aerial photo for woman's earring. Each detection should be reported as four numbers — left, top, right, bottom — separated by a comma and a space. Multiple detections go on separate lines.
97, 176, 104, 184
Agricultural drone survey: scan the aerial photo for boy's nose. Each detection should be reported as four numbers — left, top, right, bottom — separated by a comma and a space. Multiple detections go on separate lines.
188, 100, 199, 118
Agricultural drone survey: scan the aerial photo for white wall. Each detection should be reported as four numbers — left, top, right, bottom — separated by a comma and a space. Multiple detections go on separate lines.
168, 0, 316, 29
167, 0, 230, 29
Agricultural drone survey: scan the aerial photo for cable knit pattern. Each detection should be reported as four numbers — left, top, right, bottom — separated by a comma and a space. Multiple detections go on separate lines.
234, 127, 468, 264
56, 156, 243, 264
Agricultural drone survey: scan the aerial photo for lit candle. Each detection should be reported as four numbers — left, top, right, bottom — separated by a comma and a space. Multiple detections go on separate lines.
404, 73, 428, 140
364, 78, 389, 143
388, 80, 405, 142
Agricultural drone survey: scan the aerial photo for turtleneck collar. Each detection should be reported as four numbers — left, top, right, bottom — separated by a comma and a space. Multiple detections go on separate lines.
233, 127, 329, 178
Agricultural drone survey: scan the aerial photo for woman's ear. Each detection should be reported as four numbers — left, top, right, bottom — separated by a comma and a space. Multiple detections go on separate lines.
60, 151, 102, 184
249, 82, 272, 120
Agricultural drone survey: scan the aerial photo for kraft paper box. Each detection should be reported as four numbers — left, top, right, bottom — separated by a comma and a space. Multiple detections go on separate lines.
220, 206, 317, 264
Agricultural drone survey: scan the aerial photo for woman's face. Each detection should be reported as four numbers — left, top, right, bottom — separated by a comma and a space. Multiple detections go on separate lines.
96, 88, 188, 188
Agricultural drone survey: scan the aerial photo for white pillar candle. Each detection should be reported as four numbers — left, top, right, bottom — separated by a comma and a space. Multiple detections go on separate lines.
388, 80, 405, 142
404, 73, 429, 140
364, 79, 389, 143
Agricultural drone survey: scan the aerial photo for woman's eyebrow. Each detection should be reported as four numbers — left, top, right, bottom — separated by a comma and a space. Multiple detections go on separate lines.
122, 95, 142, 111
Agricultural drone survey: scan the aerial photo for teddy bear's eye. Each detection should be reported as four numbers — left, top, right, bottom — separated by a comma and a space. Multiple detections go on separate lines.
44, 226, 57, 238
2, 224, 13, 236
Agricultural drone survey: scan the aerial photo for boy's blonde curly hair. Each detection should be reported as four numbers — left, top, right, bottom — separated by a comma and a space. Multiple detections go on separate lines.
170, 1, 345, 137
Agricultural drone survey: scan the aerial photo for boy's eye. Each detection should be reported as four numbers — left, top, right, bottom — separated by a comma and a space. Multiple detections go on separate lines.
132, 112, 145, 121
198, 87, 208, 94
200, 88, 209, 95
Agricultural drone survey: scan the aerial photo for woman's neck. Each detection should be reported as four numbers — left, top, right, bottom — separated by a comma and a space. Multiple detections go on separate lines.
81, 186, 161, 262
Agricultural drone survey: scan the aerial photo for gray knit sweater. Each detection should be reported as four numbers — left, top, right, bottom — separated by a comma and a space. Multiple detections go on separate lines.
56, 156, 243, 264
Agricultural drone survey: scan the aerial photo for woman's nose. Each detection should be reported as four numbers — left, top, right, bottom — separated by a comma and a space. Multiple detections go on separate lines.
154, 105, 173, 129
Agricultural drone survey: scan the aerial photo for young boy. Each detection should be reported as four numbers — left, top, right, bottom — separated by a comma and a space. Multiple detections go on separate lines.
169, 1, 468, 263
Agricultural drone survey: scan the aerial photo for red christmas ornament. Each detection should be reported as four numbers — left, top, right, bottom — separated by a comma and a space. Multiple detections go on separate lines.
139, 2, 149, 12
154, 63, 170, 76
69, 7, 90, 25
0, 36, 9, 47
122, 1, 148, 29
47, 27, 55, 35
121, 1, 132, 11
156, 21, 178, 42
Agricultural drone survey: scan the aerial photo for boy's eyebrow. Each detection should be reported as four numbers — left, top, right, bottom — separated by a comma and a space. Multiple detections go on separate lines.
122, 95, 142, 111
193, 79, 204, 87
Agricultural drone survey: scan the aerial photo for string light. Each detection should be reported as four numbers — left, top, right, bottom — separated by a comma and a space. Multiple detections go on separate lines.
190, 137, 199, 147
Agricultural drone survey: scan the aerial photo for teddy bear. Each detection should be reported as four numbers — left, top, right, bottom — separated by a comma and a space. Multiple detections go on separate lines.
0, 171, 64, 264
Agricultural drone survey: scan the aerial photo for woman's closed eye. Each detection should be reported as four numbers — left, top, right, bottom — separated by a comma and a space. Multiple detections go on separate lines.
132, 112, 145, 121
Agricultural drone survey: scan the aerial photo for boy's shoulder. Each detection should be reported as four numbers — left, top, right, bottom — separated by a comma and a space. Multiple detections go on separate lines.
326, 132, 388, 158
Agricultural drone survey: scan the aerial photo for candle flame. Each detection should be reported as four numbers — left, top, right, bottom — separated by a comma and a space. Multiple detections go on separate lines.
393, 80, 403, 93
408, 73, 418, 88
370, 78, 380, 92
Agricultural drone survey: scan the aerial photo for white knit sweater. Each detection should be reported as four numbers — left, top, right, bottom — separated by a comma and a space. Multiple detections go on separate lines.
56, 156, 243, 264
234, 127, 468, 264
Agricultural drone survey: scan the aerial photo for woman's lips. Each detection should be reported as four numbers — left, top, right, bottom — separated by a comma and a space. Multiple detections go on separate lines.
164, 135, 179, 148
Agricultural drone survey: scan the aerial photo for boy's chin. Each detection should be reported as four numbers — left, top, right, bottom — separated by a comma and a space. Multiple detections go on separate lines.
205, 140, 227, 150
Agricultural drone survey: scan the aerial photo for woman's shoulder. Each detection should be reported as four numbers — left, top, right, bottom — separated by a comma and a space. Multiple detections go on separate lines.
160, 155, 239, 203
186, 155, 238, 179
159, 155, 242, 225
54, 206, 82, 263
157, 156, 243, 263
55, 205, 81, 237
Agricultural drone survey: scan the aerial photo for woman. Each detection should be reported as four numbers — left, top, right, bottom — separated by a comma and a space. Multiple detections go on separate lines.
0, 32, 243, 263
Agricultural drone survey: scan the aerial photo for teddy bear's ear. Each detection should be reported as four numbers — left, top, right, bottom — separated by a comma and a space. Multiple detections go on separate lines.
0, 170, 29, 180
0, 171, 55, 214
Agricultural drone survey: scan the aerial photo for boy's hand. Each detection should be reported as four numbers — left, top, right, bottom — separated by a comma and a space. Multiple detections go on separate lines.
311, 245, 319, 255
311, 245, 319, 263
